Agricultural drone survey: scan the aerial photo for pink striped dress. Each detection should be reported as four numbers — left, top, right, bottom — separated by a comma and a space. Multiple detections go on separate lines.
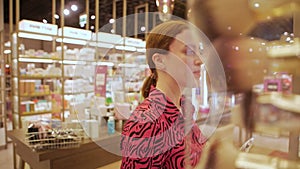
121, 86, 206, 169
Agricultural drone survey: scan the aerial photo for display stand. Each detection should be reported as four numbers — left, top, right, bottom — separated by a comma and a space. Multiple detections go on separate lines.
255, 92, 300, 160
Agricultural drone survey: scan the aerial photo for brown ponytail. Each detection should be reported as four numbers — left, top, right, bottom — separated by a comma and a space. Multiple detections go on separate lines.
141, 20, 189, 98
141, 69, 157, 98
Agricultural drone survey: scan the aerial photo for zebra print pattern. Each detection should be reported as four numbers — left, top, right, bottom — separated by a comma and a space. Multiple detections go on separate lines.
120, 86, 206, 169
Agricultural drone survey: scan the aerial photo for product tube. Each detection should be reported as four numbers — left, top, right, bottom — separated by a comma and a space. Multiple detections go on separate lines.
200, 64, 209, 112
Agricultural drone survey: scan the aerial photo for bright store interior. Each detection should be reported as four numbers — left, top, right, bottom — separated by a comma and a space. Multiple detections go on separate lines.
0, 0, 300, 169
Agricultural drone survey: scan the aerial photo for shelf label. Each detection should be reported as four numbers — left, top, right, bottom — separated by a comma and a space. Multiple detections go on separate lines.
125, 37, 145, 47
93, 32, 123, 44
95, 65, 107, 97
58, 27, 92, 40
19, 19, 58, 35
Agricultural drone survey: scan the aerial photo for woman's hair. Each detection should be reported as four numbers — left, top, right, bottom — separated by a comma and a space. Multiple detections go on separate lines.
141, 20, 189, 98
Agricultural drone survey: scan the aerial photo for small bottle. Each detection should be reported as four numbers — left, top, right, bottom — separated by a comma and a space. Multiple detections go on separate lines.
107, 116, 115, 134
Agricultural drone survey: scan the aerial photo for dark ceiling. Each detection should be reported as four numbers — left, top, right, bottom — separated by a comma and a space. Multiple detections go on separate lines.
4, 0, 187, 38
3, 0, 294, 41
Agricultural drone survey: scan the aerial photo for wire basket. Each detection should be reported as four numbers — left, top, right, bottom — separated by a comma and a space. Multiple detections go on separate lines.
25, 128, 84, 151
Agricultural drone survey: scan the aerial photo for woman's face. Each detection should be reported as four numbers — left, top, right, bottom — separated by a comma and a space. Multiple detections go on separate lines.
165, 29, 202, 88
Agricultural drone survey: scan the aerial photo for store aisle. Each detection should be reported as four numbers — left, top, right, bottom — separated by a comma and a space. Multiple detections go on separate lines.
0, 143, 14, 169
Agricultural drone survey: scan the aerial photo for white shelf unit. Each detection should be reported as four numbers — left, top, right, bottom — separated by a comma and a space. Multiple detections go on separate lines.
11, 19, 99, 128
11, 20, 63, 128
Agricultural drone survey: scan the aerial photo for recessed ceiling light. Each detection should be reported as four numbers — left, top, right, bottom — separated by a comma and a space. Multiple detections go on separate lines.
109, 19, 115, 24
71, 5, 78, 11
254, 3, 260, 8
64, 9, 70, 16
54, 14, 60, 19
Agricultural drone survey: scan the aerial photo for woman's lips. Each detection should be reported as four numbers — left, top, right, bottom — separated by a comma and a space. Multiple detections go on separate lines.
193, 70, 201, 77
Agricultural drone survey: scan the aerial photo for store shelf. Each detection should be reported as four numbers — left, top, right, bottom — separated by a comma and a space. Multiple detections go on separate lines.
21, 110, 53, 116
19, 75, 62, 79
64, 76, 82, 79
20, 93, 52, 97
64, 90, 94, 95
19, 56, 61, 63
9, 19, 62, 129
10, 17, 147, 130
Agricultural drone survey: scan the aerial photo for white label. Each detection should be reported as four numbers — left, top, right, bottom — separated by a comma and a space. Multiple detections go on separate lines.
19, 20, 58, 35
125, 37, 145, 47
58, 27, 92, 40
93, 32, 123, 44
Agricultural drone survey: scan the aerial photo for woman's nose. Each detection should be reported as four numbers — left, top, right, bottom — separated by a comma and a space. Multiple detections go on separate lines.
194, 58, 202, 66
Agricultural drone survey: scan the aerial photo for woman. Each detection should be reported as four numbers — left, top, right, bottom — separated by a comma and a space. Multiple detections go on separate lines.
120, 20, 206, 169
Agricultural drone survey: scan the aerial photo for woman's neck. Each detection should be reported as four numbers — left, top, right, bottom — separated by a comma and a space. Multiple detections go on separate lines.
156, 73, 182, 109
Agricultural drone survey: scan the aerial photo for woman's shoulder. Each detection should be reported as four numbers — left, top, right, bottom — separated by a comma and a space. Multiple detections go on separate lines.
127, 98, 162, 123
122, 96, 182, 137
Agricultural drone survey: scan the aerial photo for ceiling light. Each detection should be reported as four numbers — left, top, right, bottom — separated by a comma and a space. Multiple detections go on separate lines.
109, 19, 115, 24
162, 5, 168, 13
42, 19, 47, 23
71, 5, 78, 11
254, 3, 260, 8
91, 15, 95, 20
4, 50, 11, 54
156, 0, 175, 22
4, 41, 11, 47
54, 14, 60, 19
90, 26, 95, 30
140, 26, 145, 32
64, 9, 70, 16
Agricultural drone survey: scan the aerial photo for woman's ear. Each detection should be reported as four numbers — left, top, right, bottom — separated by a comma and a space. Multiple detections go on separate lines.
152, 53, 166, 70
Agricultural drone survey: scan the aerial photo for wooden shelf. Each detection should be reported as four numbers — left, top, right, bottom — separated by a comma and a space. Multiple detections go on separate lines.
64, 90, 94, 95
20, 75, 61, 79
21, 110, 54, 116
19, 55, 61, 60
20, 93, 52, 97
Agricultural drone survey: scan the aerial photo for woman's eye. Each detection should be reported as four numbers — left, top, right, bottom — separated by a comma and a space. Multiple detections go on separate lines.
186, 47, 196, 56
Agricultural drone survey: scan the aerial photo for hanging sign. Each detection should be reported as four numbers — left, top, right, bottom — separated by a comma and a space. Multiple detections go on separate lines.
79, 14, 87, 27
95, 65, 108, 97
